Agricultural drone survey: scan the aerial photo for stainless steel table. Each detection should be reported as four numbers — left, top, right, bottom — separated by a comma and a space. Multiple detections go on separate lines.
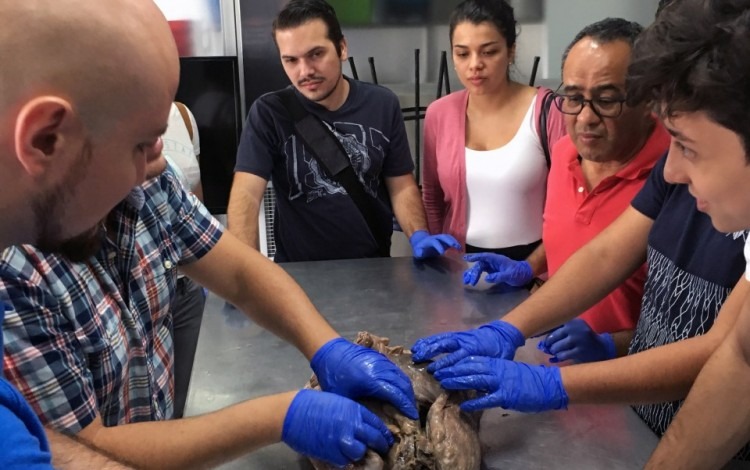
186, 255, 659, 469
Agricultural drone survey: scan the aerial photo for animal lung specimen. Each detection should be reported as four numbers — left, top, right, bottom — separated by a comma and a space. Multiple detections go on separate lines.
305, 332, 482, 470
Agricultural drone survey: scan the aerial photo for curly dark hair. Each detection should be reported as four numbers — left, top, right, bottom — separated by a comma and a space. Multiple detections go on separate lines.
628, 0, 750, 159
272, 0, 345, 56
449, 0, 517, 49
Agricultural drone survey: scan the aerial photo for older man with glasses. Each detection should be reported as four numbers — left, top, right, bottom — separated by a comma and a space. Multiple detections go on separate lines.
410, 16, 750, 455
454, 17, 669, 364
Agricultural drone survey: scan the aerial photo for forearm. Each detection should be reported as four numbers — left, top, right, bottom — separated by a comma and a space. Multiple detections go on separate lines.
227, 179, 262, 251
647, 293, 750, 469
181, 234, 339, 359
561, 332, 718, 404
524, 243, 547, 277
505, 242, 641, 337
227, 200, 260, 250
47, 428, 134, 469
645, 335, 750, 470
611, 329, 634, 357
388, 175, 427, 237
78, 392, 295, 470
504, 208, 650, 337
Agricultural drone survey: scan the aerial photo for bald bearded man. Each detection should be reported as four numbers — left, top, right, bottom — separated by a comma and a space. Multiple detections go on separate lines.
1, 1, 421, 469
0, 0, 175, 467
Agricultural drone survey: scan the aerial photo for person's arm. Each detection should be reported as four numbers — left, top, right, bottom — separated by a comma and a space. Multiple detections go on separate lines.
180, 231, 338, 358
525, 243, 547, 278
421, 106, 446, 235
433, 277, 747, 414
503, 206, 652, 337
47, 429, 134, 469
76, 392, 292, 470
76, 389, 394, 470
385, 173, 427, 238
562, 276, 748, 405
645, 280, 750, 470
226, 172, 268, 251
386, 173, 461, 259
611, 329, 634, 357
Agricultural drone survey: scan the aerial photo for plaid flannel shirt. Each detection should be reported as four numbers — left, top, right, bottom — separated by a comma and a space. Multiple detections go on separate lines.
0, 168, 223, 432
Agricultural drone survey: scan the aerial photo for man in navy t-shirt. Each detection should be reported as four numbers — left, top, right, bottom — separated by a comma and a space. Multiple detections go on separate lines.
228, 0, 459, 262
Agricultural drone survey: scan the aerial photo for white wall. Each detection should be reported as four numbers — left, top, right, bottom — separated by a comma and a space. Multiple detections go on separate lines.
543, 0, 658, 80
343, 21, 546, 89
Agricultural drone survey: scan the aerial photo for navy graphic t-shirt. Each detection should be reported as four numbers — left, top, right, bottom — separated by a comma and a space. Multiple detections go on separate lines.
235, 77, 414, 262
630, 155, 747, 456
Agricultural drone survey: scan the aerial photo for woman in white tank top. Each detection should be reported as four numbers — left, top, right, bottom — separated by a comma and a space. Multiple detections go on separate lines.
422, 0, 566, 281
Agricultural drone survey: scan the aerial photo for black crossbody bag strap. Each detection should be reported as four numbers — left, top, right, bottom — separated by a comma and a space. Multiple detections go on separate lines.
276, 88, 390, 257
539, 89, 555, 169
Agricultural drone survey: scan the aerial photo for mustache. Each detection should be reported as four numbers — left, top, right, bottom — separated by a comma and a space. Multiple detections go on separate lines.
298, 76, 324, 86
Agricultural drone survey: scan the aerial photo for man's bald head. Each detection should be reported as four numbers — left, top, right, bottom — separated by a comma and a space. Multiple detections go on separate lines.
0, 0, 178, 135
0, 0, 179, 249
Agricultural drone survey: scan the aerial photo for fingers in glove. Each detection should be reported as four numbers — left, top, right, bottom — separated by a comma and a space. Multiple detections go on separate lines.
462, 263, 484, 286
434, 234, 461, 250
358, 408, 394, 451
551, 348, 579, 363
339, 437, 367, 465
426, 239, 446, 256
411, 335, 460, 362
548, 336, 574, 357
369, 379, 418, 420
438, 373, 496, 392
484, 271, 511, 284
426, 349, 472, 373
459, 392, 505, 412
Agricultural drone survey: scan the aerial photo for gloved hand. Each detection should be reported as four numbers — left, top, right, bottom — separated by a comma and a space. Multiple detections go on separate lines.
409, 230, 461, 260
537, 319, 616, 363
411, 320, 525, 372
311, 338, 418, 419
282, 389, 393, 466
433, 356, 569, 413
462, 253, 533, 287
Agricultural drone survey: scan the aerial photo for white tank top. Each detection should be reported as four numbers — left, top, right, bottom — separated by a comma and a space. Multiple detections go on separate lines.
465, 96, 547, 249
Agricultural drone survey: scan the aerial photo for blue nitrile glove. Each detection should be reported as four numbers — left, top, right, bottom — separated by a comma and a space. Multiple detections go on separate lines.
537, 319, 616, 363
433, 356, 569, 413
409, 230, 461, 260
411, 320, 525, 372
311, 338, 418, 420
462, 253, 534, 287
282, 389, 393, 466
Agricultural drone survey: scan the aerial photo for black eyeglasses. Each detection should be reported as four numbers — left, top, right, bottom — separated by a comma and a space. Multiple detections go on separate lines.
552, 86, 627, 119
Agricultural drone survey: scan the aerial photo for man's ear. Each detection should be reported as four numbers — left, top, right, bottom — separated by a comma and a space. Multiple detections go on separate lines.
339, 36, 348, 62
14, 96, 77, 178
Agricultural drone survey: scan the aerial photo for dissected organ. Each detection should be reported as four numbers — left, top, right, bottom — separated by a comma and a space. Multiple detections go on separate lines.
305, 332, 482, 470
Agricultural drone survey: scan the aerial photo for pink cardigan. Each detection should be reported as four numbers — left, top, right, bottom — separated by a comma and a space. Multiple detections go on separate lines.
422, 87, 567, 248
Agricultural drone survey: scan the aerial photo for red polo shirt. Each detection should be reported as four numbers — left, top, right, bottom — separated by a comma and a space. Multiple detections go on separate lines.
543, 120, 670, 333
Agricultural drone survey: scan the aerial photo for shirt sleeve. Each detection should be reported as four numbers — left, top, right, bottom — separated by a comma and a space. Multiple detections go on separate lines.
631, 152, 669, 220
159, 168, 224, 265
422, 103, 446, 234
1, 251, 100, 433
381, 92, 415, 177
233, 95, 278, 179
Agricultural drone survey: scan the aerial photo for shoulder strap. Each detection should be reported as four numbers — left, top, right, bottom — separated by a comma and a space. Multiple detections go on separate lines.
275, 88, 390, 257
174, 101, 194, 141
538, 90, 555, 169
